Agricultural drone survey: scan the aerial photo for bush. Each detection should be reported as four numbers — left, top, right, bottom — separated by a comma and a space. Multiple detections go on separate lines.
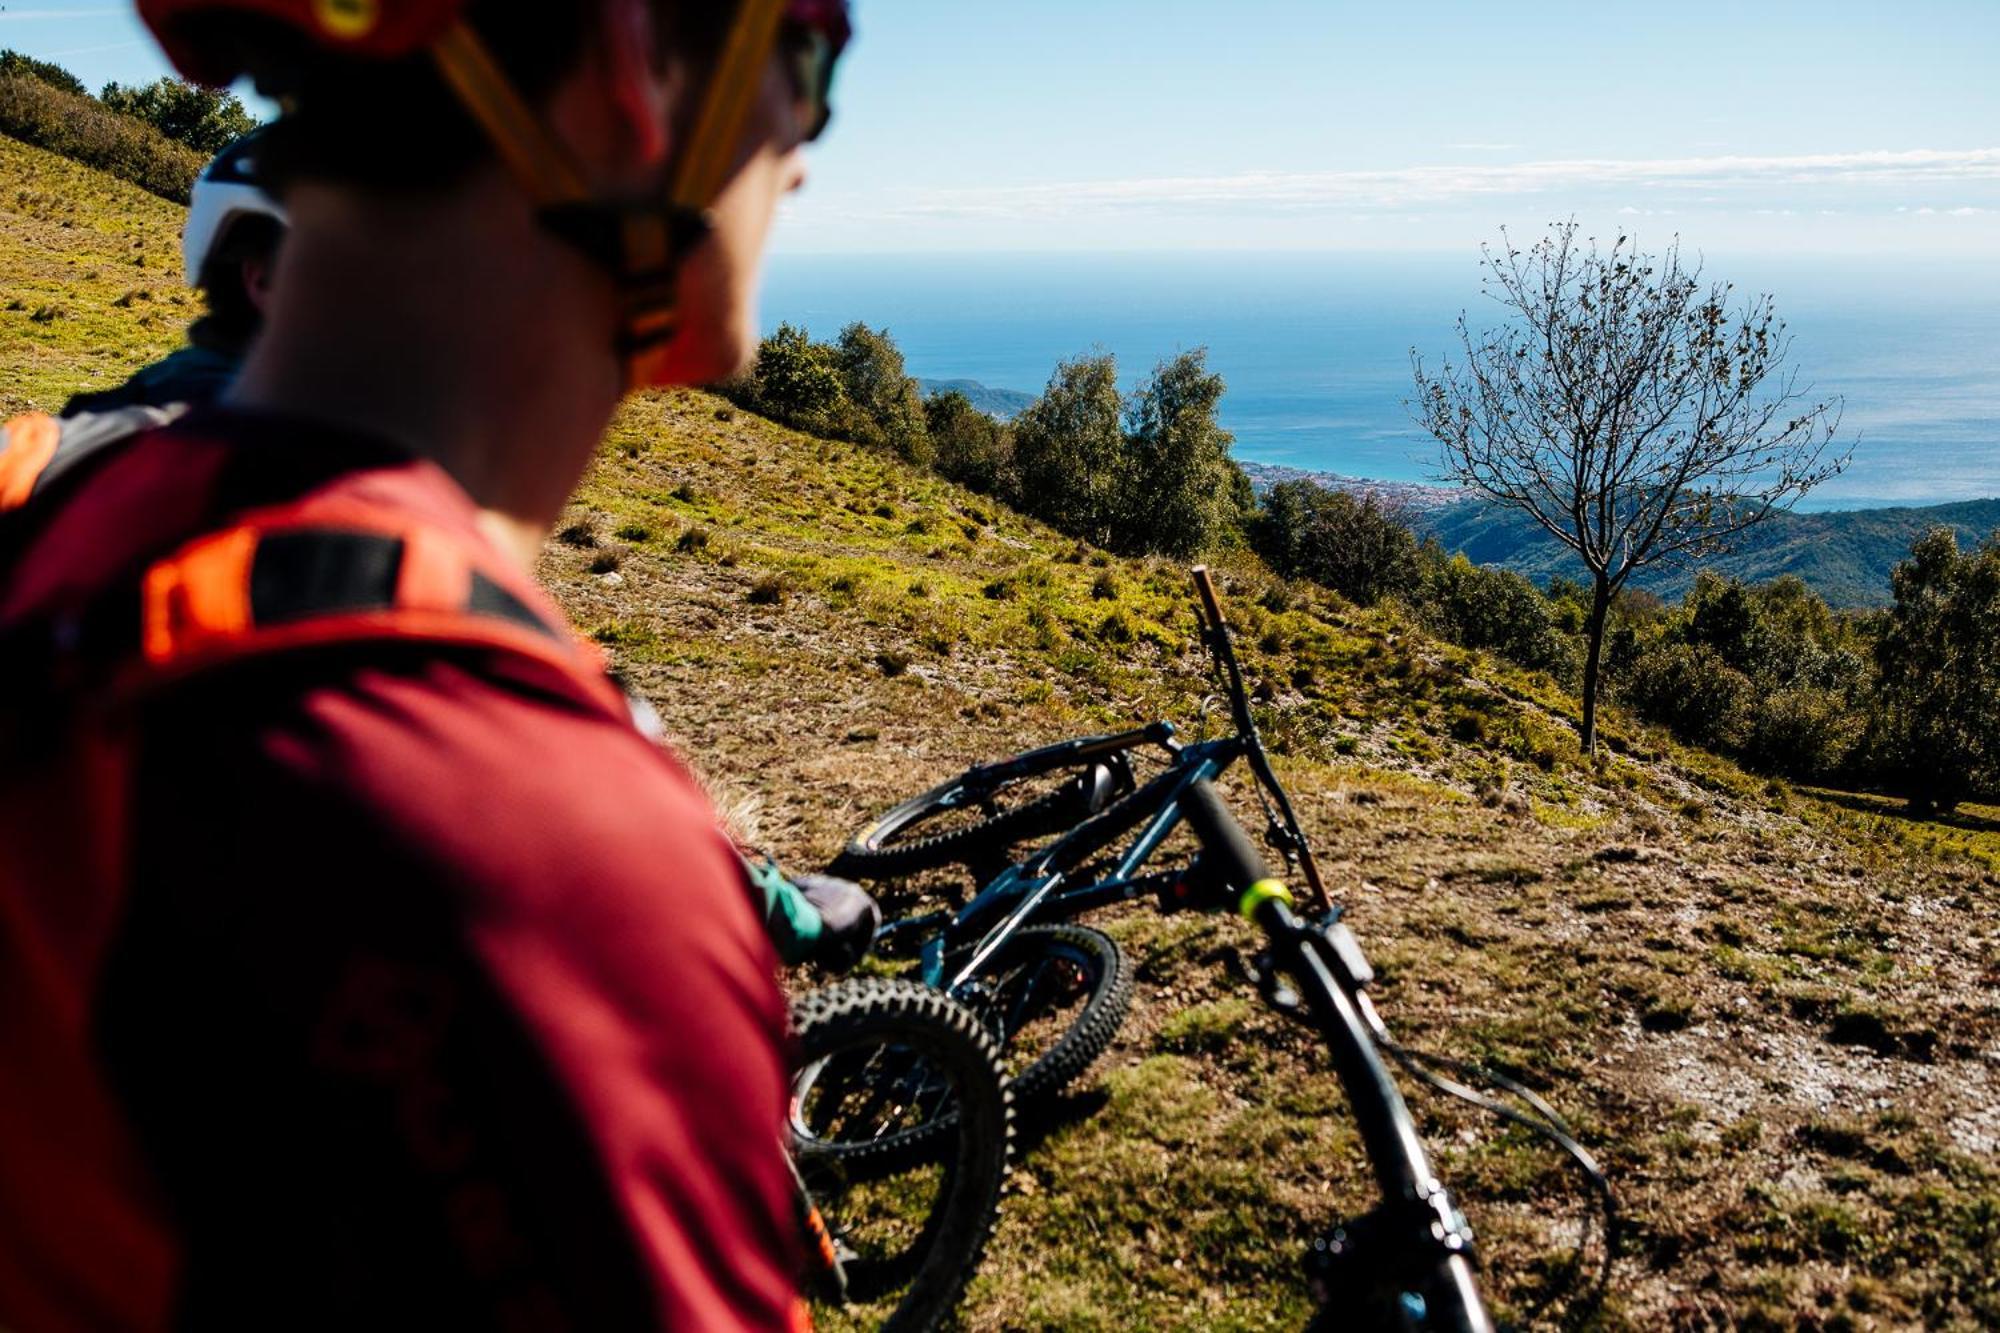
925, 390, 1011, 493
1622, 642, 1753, 750
832, 323, 931, 465
1417, 550, 1574, 678
1741, 687, 1861, 782
97, 77, 258, 155
0, 75, 203, 203
1253, 480, 1418, 606
1869, 527, 2000, 811
0, 50, 86, 97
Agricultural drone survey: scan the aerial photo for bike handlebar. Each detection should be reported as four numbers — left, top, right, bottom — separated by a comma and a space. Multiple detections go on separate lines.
1179, 777, 1492, 1333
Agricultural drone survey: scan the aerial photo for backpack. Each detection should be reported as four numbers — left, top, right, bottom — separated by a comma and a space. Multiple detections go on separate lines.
0, 408, 626, 1332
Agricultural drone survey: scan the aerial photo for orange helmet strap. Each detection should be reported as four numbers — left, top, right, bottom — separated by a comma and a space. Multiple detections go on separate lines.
429, 6, 791, 391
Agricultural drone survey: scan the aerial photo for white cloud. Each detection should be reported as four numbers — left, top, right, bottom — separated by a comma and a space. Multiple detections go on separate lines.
882, 148, 2000, 222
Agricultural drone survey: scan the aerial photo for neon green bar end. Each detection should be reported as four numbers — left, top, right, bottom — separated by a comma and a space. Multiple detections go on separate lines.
1238, 877, 1293, 921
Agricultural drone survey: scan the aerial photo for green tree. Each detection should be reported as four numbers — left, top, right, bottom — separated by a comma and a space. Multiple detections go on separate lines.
1413, 222, 1846, 754
1010, 353, 1126, 546
925, 391, 1011, 493
750, 323, 842, 429
1872, 527, 2000, 813
1118, 349, 1237, 557
99, 77, 258, 155
832, 322, 931, 465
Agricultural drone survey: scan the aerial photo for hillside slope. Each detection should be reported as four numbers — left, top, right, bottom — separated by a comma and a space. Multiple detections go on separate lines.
1419, 494, 2000, 609
551, 392, 2000, 1332
7, 134, 1998, 1330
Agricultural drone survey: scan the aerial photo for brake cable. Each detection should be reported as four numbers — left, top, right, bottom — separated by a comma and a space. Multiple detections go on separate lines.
1371, 1029, 1620, 1328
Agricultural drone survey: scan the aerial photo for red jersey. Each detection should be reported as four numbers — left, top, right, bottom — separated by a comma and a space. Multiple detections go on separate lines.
0, 412, 800, 1330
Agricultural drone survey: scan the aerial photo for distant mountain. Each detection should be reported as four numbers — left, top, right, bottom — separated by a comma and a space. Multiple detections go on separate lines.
1236, 460, 1460, 514
1417, 496, 2000, 609
915, 378, 1036, 420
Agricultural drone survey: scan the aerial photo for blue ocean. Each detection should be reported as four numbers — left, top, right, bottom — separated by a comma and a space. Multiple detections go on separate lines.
761, 252, 2000, 511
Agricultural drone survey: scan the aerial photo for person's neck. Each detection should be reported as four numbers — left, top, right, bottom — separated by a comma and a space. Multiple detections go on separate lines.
228, 172, 626, 570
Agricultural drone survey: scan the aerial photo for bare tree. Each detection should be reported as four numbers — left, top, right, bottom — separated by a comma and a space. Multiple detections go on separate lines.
1412, 222, 1846, 753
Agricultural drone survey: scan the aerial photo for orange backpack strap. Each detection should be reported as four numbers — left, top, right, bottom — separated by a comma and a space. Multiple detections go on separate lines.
0, 413, 60, 510
0, 405, 188, 515
120, 502, 622, 716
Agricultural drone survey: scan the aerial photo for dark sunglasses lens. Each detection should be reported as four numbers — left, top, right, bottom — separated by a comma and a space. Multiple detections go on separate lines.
785, 29, 836, 141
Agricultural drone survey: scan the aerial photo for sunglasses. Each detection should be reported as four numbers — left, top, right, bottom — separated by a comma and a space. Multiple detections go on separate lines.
779, 0, 851, 143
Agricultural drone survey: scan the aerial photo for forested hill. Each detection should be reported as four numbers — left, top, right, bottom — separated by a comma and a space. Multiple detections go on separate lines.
1418, 494, 2000, 608
914, 376, 1035, 420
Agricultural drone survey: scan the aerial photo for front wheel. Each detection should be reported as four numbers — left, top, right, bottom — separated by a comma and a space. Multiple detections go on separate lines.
952, 923, 1132, 1123
790, 978, 1012, 1333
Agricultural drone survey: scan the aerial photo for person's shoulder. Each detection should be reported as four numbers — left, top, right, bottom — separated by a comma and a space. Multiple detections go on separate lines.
166, 648, 730, 894
61, 346, 239, 417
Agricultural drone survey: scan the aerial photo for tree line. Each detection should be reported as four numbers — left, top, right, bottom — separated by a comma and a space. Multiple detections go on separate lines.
1, 50, 258, 202
1255, 482, 2000, 814
720, 322, 1251, 559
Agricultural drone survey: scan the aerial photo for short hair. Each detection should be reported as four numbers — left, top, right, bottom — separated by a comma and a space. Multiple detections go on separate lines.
185, 2, 741, 194
189, 211, 283, 354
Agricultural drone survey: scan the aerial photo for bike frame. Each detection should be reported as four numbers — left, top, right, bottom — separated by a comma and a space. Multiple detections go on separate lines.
875, 566, 1328, 998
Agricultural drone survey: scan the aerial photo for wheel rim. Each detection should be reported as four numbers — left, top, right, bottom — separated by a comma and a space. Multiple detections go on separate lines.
975, 940, 1100, 1082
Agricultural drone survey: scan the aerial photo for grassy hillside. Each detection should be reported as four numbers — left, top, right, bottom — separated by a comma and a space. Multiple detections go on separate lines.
8, 133, 1999, 1330
1421, 494, 2000, 609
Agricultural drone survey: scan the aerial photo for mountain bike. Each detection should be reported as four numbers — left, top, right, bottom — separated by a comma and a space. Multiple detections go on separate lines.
789, 977, 1012, 1332
832, 569, 1617, 1327
830, 568, 1333, 1111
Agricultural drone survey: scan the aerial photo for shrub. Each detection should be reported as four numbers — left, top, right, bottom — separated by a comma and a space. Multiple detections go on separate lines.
1622, 642, 1753, 750
1253, 480, 1418, 606
1869, 527, 2000, 811
925, 390, 1011, 493
1741, 687, 1861, 782
746, 573, 787, 605
0, 50, 86, 97
0, 75, 203, 203
1417, 550, 1574, 678
833, 322, 932, 465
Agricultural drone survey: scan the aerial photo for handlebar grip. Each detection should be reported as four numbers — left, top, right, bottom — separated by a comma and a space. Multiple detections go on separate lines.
1190, 565, 1227, 632
1180, 779, 1291, 920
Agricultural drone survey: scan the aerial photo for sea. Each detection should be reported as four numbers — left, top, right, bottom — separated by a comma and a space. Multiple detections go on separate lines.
761, 252, 2000, 512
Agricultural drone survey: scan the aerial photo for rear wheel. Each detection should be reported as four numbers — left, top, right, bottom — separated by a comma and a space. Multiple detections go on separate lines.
791, 978, 1012, 1333
832, 750, 1133, 879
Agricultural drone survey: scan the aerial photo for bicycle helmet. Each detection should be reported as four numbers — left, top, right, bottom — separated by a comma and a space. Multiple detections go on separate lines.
137, 0, 851, 388
181, 129, 286, 288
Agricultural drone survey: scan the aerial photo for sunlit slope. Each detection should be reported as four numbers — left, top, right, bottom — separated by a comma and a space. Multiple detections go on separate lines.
7, 134, 1996, 1330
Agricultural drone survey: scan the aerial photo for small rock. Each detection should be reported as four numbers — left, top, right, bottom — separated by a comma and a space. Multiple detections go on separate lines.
597, 571, 625, 587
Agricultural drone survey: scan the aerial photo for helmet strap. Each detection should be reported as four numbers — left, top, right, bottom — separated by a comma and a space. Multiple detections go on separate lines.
430, 6, 793, 392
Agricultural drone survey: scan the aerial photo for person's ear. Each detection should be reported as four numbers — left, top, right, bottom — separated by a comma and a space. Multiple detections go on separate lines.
241, 251, 275, 317
601, 0, 671, 168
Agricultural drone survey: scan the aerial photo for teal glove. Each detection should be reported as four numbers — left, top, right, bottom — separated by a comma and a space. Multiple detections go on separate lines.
745, 856, 880, 971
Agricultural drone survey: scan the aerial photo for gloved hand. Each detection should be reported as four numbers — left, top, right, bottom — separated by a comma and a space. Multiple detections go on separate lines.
793, 872, 881, 974
745, 852, 882, 973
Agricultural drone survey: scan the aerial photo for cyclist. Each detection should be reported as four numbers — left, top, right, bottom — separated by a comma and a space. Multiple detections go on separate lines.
62, 130, 286, 415
0, 2, 850, 1330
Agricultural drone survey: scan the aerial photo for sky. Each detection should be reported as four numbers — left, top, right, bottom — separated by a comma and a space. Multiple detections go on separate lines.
4, 0, 1998, 256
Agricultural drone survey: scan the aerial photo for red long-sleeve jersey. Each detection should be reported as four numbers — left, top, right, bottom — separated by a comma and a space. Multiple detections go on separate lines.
0, 412, 800, 1331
